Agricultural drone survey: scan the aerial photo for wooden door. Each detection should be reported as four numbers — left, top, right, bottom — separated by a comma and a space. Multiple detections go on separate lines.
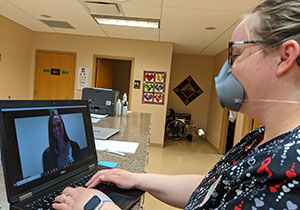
252, 119, 262, 129
34, 51, 75, 99
95, 58, 113, 89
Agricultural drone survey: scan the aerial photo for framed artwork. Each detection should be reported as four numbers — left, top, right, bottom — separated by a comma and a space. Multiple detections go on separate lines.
173, 75, 203, 105
142, 71, 166, 104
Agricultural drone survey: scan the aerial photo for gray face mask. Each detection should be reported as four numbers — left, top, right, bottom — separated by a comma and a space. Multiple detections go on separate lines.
214, 60, 244, 111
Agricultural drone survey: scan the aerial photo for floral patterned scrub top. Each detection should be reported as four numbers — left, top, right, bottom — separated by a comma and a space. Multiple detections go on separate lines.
184, 126, 300, 210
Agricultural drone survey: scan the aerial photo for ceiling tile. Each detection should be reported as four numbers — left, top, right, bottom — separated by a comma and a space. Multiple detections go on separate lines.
122, 5, 160, 19
160, 7, 243, 54
1, 0, 263, 55
0, 0, 54, 32
121, 0, 162, 7
199, 22, 239, 55
164, 0, 262, 12
7, 0, 77, 11
101, 25, 159, 41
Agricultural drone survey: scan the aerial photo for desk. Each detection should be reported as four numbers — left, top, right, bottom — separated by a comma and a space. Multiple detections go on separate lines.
0, 112, 151, 210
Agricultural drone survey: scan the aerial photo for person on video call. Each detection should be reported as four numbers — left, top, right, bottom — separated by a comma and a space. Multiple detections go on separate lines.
43, 113, 81, 172
53, 0, 300, 209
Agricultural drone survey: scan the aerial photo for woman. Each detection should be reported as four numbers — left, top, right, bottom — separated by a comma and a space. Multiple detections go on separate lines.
43, 114, 81, 172
53, 0, 300, 209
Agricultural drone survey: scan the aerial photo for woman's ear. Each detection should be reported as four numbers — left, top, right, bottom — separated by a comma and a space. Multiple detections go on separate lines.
276, 40, 300, 77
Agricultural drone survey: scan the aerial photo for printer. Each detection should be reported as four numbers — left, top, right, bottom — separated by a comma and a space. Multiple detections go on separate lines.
82, 87, 119, 116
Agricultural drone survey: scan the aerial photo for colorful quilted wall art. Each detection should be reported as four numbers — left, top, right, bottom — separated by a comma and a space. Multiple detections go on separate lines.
173, 75, 203, 105
142, 71, 167, 104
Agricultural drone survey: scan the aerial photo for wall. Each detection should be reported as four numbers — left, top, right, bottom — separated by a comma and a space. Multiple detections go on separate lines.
206, 49, 227, 151
2, 15, 246, 148
167, 54, 215, 131
28, 32, 173, 146
0, 16, 33, 99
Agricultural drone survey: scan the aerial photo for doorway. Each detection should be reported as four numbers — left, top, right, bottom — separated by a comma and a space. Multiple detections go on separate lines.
225, 114, 236, 153
94, 57, 133, 108
34, 50, 76, 99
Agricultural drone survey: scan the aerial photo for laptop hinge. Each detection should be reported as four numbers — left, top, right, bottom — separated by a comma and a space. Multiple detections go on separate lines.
89, 164, 96, 170
19, 192, 32, 201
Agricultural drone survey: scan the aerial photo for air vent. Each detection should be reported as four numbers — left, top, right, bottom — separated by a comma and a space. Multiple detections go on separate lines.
85, 1, 121, 15
39, 20, 75, 29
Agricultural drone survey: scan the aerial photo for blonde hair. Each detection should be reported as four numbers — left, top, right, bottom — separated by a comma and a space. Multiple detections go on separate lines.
250, 0, 300, 49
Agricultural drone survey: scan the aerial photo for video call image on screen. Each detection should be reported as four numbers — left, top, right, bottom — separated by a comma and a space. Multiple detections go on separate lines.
14, 112, 88, 187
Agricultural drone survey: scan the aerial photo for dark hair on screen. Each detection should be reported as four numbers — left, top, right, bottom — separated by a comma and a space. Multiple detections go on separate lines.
48, 114, 71, 154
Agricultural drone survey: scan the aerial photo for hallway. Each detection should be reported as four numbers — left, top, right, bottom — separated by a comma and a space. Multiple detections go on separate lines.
144, 137, 223, 209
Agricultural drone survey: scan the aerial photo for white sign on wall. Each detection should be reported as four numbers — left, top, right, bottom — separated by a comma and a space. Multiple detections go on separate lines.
77, 67, 90, 90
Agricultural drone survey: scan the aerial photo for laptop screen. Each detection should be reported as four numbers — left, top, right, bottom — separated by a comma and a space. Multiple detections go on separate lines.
0, 100, 97, 203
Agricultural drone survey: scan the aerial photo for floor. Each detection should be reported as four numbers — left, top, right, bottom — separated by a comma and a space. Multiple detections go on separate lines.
143, 137, 223, 210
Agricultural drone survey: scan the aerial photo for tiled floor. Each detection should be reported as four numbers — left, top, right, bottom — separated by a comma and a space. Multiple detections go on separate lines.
143, 137, 223, 210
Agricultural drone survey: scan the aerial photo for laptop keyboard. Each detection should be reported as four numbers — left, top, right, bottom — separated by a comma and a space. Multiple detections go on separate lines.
25, 169, 115, 210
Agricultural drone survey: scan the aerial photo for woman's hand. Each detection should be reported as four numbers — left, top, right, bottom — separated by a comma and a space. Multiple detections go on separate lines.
52, 187, 120, 210
86, 168, 138, 189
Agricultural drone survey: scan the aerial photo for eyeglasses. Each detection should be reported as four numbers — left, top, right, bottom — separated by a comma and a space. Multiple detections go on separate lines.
228, 40, 264, 66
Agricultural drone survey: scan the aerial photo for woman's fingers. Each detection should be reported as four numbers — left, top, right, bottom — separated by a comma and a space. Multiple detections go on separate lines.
55, 194, 67, 203
62, 187, 76, 197
52, 202, 69, 210
86, 169, 114, 187
53, 192, 74, 210
86, 168, 137, 190
53, 187, 106, 210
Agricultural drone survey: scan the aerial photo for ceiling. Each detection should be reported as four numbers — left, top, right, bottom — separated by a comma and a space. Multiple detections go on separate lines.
0, 0, 262, 56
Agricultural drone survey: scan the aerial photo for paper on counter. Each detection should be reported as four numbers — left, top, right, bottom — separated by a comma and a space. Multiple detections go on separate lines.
95, 140, 139, 154
91, 114, 108, 123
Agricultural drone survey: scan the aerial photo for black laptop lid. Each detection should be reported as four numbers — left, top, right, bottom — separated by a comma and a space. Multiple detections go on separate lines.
0, 100, 97, 204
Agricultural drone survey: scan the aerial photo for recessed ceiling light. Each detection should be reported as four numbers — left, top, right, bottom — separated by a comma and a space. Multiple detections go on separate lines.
205, 27, 216, 30
41, 14, 51, 18
93, 15, 160, 29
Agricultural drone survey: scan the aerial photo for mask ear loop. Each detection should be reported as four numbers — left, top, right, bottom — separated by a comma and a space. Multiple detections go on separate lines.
242, 99, 300, 105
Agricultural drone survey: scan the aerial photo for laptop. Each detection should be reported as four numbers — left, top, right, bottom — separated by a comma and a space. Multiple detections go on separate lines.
0, 100, 143, 210
93, 127, 120, 140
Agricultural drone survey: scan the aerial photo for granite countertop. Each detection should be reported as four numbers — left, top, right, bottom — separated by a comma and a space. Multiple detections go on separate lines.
96, 112, 151, 174
0, 112, 151, 210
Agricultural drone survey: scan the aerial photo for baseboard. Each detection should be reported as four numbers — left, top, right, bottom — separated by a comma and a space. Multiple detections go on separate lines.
206, 139, 223, 154
148, 142, 164, 148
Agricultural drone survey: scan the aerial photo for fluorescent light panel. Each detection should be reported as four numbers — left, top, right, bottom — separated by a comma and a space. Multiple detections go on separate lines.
93, 15, 160, 29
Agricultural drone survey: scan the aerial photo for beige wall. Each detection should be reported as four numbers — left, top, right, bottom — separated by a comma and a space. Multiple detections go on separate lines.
206, 49, 227, 151
167, 54, 215, 131
0, 16, 33, 99
29, 32, 173, 146
2, 14, 249, 149
0, 16, 173, 146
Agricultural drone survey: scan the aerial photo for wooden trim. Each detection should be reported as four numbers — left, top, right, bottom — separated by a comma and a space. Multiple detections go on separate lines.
233, 113, 253, 146
242, 114, 253, 136
205, 138, 221, 154
218, 109, 229, 154
33, 51, 38, 98
92, 54, 135, 110
128, 58, 135, 110
34, 49, 77, 99
252, 119, 262, 129
148, 142, 164, 148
